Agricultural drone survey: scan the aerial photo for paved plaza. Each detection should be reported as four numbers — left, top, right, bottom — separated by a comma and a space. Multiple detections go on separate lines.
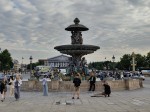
0, 78, 150, 112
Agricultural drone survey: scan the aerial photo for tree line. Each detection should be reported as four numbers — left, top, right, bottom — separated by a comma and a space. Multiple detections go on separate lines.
88, 52, 150, 71
0, 49, 149, 72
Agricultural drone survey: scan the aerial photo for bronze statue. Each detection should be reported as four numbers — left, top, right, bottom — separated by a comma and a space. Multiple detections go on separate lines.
71, 31, 83, 44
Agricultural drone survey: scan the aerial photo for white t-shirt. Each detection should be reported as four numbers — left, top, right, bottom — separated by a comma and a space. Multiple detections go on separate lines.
42, 78, 47, 85
14, 79, 22, 87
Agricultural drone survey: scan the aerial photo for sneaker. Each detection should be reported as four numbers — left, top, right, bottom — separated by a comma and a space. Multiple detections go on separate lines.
77, 97, 80, 99
1, 100, 3, 102
72, 97, 74, 99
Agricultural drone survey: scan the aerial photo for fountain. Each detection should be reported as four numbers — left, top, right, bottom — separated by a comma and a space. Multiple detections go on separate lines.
54, 18, 100, 75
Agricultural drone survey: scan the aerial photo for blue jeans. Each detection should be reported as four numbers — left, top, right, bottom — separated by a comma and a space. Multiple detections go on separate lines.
43, 84, 48, 96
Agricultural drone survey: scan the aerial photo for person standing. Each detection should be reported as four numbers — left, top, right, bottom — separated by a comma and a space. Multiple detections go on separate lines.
14, 74, 22, 101
88, 72, 96, 91
72, 73, 81, 99
0, 76, 7, 102
42, 75, 48, 96
9, 76, 14, 97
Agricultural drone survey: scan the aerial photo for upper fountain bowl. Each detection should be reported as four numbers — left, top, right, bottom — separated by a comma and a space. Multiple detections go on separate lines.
65, 18, 89, 31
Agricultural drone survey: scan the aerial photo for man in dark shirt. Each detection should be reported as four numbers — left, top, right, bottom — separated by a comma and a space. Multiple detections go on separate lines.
88, 72, 96, 91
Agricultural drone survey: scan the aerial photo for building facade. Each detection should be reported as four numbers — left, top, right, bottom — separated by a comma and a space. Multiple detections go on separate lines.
42, 55, 71, 69
13, 59, 21, 72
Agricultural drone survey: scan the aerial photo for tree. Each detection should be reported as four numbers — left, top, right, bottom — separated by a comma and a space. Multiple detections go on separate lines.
27, 61, 40, 70
115, 62, 123, 70
135, 54, 145, 69
146, 52, 150, 67
0, 49, 13, 71
120, 54, 132, 70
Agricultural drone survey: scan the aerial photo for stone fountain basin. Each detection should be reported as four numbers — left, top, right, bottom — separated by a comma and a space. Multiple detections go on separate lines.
54, 44, 100, 55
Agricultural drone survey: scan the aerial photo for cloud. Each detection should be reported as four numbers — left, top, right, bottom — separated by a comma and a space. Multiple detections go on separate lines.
0, 0, 150, 64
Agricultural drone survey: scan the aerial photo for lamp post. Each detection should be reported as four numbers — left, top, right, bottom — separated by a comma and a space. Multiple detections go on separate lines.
112, 55, 115, 75
29, 56, 33, 79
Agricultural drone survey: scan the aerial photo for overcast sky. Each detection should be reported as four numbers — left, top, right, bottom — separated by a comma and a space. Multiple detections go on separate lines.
0, 0, 150, 64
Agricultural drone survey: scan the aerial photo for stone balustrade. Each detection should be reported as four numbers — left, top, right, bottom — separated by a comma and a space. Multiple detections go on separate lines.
21, 79, 143, 92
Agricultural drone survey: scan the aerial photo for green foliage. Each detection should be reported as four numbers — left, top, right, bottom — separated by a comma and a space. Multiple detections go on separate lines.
88, 51, 150, 70
120, 54, 132, 70
146, 52, 150, 67
27, 62, 40, 70
135, 54, 145, 68
0, 49, 13, 71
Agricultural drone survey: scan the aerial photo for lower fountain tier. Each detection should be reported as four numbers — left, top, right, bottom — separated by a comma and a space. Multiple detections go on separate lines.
54, 44, 100, 56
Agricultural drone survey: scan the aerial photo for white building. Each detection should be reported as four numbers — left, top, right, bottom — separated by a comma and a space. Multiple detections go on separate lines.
13, 59, 21, 72
40, 55, 71, 69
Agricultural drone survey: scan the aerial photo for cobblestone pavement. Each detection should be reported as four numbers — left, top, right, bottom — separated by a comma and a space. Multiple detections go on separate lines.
0, 83, 150, 112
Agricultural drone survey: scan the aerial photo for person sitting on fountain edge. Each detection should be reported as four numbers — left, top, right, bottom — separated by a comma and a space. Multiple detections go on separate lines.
102, 82, 111, 97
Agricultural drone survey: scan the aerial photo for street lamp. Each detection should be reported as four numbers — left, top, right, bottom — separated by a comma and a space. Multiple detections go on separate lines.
29, 56, 33, 78
112, 55, 115, 75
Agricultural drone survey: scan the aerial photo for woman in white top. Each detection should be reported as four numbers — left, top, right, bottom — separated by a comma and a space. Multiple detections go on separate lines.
42, 75, 48, 96
9, 76, 14, 97
14, 74, 22, 100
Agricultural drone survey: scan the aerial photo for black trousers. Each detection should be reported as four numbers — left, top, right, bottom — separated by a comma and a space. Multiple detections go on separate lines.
89, 82, 95, 91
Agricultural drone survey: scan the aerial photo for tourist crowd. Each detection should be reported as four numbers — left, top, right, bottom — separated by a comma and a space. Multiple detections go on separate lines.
0, 73, 22, 102
0, 71, 112, 102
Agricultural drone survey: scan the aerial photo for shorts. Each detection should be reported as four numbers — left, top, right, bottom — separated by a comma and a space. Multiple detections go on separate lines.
4, 87, 7, 92
74, 86, 80, 91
